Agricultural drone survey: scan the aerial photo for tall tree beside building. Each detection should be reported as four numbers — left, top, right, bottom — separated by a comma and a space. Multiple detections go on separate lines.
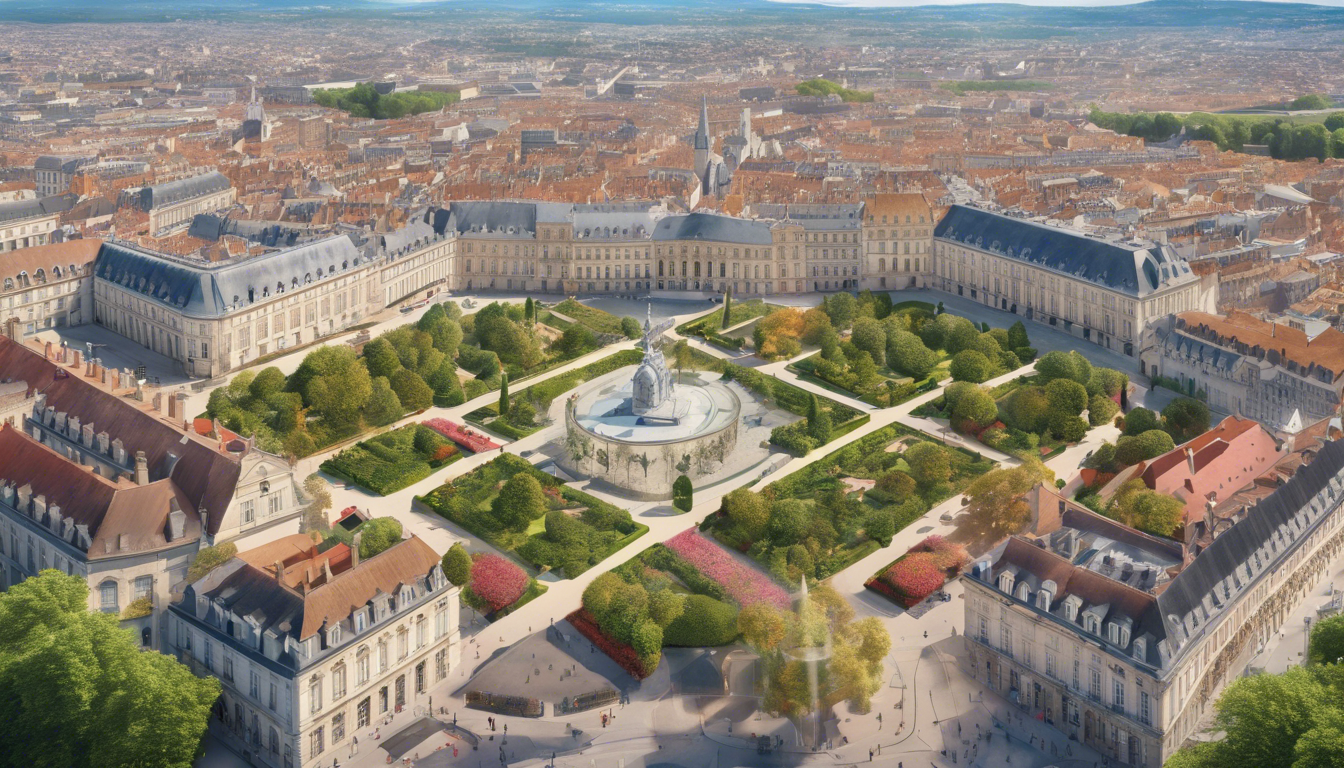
498, 371, 510, 416
0, 570, 220, 768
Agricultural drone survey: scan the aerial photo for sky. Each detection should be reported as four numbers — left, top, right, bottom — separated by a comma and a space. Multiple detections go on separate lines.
766, 0, 1344, 6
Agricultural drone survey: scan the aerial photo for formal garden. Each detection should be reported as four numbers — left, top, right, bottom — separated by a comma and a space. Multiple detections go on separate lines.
568, 531, 792, 680
319, 423, 463, 495
417, 454, 648, 578
463, 349, 644, 440
203, 299, 640, 461
717, 363, 869, 455
676, 294, 779, 351
783, 295, 1036, 407
701, 423, 995, 586
913, 349, 1129, 459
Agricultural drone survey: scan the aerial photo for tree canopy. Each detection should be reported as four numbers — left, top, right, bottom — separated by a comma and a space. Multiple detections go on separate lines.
0, 571, 220, 768
314, 83, 460, 119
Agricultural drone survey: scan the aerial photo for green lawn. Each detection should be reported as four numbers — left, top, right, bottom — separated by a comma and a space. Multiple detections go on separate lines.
464, 349, 644, 440
551, 299, 629, 336
417, 454, 648, 578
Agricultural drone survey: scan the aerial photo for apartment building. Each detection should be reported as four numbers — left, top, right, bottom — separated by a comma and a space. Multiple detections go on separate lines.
0, 335, 305, 647
0, 194, 72, 253
134, 172, 237, 236
33, 154, 95, 196
169, 534, 460, 768
933, 205, 1217, 357
1142, 311, 1344, 430
0, 238, 99, 338
964, 449, 1344, 767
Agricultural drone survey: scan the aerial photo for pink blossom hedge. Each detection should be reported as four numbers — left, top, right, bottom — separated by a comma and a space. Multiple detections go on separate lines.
470, 554, 529, 612
665, 529, 790, 610
868, 535, 970, 609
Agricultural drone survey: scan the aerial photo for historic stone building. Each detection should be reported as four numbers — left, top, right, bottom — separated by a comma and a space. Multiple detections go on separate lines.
860, 193, 934, 291
964, 442, 1344, 766
169, 533, 460, 768
134, 172, 238, 236
1141, 311, 1344, 431
933, 205, 1217, 357
0, 336, 306, 649
0, 238, 100, 338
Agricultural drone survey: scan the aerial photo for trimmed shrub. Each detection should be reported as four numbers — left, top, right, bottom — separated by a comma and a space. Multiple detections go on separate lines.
470, 554, 528, 612
662, 595, 741, 646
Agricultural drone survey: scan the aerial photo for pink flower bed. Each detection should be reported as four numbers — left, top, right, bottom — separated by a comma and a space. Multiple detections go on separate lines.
867, 535, 970, 609
423, 418, 500, 453
470, 554, 528, 612
665, 529, 790, 610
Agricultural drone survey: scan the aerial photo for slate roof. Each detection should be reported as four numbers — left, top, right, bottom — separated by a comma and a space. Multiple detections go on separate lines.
0, 194, 75, 225
0, 337, 240, 534
934, 204, 1197, 297
136, 171, 232, 211
0, 425, 202, 558
652, 212, 774, 245
93, 235, 365, 318
1156, 437, 1344, 658
754, 203, 862, 230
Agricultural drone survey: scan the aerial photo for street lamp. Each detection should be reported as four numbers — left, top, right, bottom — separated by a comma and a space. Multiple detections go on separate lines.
1304, 616, 1313, 666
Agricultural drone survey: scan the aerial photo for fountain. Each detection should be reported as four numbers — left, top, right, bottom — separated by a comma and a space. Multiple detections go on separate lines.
559, 305, 741, 499
784, 577, 832, 749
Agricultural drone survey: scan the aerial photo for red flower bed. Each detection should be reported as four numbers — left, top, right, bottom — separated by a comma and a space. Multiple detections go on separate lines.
867, 535, 970, 609
470, 554, 528, 612
566, 608, 649, 680
423, 418, 500, 453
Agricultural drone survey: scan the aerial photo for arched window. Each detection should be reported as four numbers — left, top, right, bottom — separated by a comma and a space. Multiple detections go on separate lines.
34, 269, 45, 283
99, 580, 118, 612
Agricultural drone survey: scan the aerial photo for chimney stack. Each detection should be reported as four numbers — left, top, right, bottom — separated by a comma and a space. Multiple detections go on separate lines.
351, 532, 362, 568
134, 451, 149, 485
1186, 447, 1196, 475
274, 560, 286, 583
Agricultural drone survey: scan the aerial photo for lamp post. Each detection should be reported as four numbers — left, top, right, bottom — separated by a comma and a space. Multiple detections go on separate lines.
1304, 616, 1313, 666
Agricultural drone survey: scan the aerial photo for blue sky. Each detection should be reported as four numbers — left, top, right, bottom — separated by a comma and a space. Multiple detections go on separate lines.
766, 0, 1344, 6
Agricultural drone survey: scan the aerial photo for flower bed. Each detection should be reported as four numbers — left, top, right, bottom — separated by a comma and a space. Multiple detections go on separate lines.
469, 554, 529, 612
566, 608, 649, 680
664, 529, 790, 610
866, 535, 969, 609
423, 417, 500, 453
320, 424, 462, 495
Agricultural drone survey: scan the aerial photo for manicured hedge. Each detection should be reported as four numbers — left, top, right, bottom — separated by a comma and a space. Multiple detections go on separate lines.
661, 594, 740, 647
567, 608, 650, 679
321, 424, 460, 495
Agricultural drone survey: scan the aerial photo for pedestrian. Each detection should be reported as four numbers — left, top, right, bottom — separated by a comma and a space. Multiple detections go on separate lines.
503, 724, 507, 734
869, 748, 874, 762
957, 723, 961, 735
923, 630, 928, 638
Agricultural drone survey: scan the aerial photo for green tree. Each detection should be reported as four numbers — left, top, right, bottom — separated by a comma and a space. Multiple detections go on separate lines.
1325, 113, 1344, 132
0, 571, 220, 768
865, 508, 896, 546
722, 487, 769, 540
1215, 667, 1324, 768
648, 589, 686, 629
524, 297, 534, 325
950, 349, 993, 382
946, 382, 998, 428
886, 330, 938, 380
498, 371, 510, 416
359, 517, 404, 559
441, 543, 472, 586
1122, 407, 1162, 436
507, 400, 536, 428
1088, 394, 1120, 427
806, 394, 832, 444
1086, 368, 1129, 398
363, 337, 402, 380
620, 316, 642, 339
851, 317, 886, 366
822, 292, 856, 330
248, 367, 287, 400
672, 474, 693, 512
389, 369, 434, 412
1163, 397, 1211, 442
293, 346, 374, 432
1007, 320, 1030, 350
1048, 412, 1088, 443
1035, 350, 1091, 385
558, 324, 596, 357
1115, 429, 1176, 465
492, 473, 548, 530
964, 461, 1055, 535
904, 442, 952, 488
364, 376, 404, 426
1003, 386, 1050, 433
1045, 378, 1089, 416
1310, 615, 1344, 666
721, 288, 732, 329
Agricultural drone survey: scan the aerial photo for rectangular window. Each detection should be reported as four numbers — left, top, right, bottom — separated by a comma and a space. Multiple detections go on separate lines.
241, 500, 255, 524
1113, 679, 1125, 709
1140, 692, 1151, 725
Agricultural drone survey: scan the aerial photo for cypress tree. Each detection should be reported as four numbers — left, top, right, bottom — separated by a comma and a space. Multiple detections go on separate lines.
524, 297, 534, 325
498, 371, 510, 416
807, 393, 832, 443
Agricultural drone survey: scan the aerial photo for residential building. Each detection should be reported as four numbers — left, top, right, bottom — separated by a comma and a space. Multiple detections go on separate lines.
0, 194, 72, 253
0, 238, 100, 338
169, 533, 460, 768
933, 205, 1217, 357
133, 172, 237, 236
33, 154, 95, 196
1142, 311, 1344, 430
965, 445, 1344, 766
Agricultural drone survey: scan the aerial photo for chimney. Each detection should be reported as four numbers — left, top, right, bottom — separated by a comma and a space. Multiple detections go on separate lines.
1186, 447, 1196, 475
198, 506, 208, 534
134, 450, 149, 485
274, 560, 286, 583
167, 499, 185, 541
351, 532, 362, 568
322, 559, 334, 584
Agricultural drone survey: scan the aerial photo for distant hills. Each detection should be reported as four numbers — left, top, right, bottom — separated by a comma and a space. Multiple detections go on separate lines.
0, 0, 1342, 27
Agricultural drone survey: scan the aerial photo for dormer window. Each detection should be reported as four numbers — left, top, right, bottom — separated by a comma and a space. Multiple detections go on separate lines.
329, 624, 341, 647
1133, 637, 1146, 661
1015, 582, 1031, 602
997, 571, 1016, 595
355, 611, 366, 633
1085, 615, 1100, 635
1063, 595, 1083, 622
260, 481, 270, 495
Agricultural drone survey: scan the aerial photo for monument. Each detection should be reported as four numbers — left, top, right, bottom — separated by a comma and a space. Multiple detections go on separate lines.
559, 305, 741, 499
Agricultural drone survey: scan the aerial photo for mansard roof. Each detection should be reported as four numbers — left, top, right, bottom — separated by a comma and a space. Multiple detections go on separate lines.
137, 171, 231, 211
652, 211, 774, 245
93, 234, 365, 317
0, 193, 74, 224
934, 204, 1197, 298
